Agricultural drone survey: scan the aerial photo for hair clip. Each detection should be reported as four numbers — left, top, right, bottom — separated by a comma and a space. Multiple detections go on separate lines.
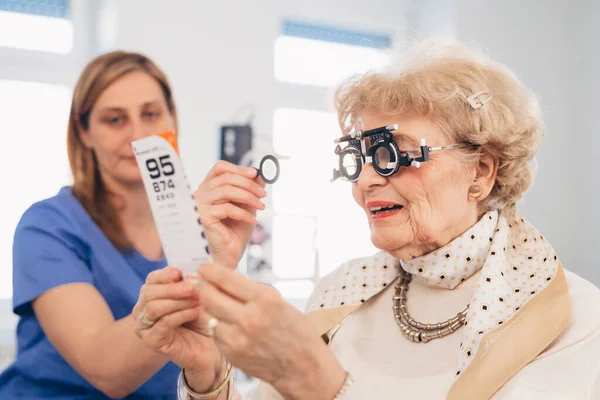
467, 91, 492, 109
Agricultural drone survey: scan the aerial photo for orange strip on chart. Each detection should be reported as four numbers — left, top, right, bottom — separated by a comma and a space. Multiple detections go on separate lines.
158, 131, 180, 156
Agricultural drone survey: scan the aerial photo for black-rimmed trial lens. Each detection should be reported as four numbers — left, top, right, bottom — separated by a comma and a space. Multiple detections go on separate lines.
254, 155, 280, 184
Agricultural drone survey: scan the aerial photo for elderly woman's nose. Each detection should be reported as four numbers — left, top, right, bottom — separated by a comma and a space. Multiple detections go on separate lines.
356, 162, 387, 190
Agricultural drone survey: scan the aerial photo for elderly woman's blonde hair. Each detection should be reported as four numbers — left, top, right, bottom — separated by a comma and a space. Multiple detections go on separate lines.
335, 39, 545, 211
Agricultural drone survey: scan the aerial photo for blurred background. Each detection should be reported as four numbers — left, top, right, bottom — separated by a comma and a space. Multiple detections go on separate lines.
0, 0, 598, 381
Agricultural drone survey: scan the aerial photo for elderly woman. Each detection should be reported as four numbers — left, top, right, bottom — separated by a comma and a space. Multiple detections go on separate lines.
132, 40, 600, 399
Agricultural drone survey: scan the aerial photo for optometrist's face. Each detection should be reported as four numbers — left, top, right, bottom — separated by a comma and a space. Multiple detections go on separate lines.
81, 71, 175, 187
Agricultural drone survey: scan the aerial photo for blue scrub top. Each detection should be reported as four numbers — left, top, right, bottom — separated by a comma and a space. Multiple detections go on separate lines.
0, 187, 179, 399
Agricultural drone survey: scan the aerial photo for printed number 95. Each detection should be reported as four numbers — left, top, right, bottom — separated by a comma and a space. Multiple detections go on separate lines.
146, 155, 175, 178
146, 155, 175, 193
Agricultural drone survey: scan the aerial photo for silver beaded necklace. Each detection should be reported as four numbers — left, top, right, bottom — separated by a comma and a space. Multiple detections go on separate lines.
393, 269, 470, 343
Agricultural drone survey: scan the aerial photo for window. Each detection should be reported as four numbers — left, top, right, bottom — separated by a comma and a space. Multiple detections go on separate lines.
271, 108, 377, 285
272, 215, 317, 279
0, 80, 72, 298
274, 20, 391, 88
272, 108, 337, 216
0, 0, 73, 53
0, 0, 90, 301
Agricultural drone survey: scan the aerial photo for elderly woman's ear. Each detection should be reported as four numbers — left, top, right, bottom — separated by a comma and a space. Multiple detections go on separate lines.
470, 153, 499, 201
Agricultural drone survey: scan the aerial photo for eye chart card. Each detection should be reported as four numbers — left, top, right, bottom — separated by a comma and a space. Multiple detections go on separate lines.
132, 131, 210, 279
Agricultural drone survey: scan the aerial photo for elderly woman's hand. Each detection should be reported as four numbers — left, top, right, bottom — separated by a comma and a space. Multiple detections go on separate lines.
194, 160, 266, 270
191, 263, 347, 400
132, 266, 226, 393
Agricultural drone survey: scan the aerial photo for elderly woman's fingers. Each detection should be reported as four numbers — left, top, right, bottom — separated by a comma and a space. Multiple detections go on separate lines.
206, 319, 239, 350
198, 263, 258, 302
194, 306, 253, 353
195, 307, 222, 338
196, 280, 244, 325
136, 299, 200, 330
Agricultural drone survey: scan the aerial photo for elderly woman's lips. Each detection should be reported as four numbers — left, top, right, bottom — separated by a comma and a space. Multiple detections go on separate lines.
365, 200, 403, 211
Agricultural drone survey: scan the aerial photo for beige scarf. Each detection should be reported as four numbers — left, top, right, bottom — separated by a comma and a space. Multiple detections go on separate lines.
305, 206, 572, 399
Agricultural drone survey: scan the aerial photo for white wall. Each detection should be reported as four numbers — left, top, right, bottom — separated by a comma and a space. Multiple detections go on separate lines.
567, 0, 600, 286
412, 0, 599, 286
